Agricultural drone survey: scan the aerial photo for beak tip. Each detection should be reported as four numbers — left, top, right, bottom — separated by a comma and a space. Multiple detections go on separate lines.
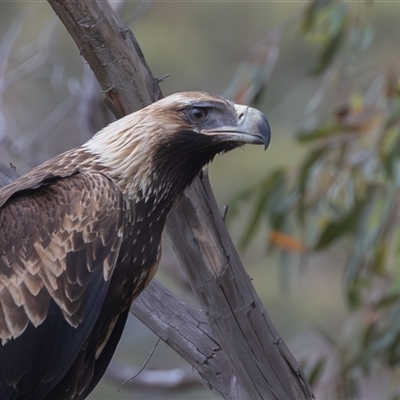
260, 114, 271, 150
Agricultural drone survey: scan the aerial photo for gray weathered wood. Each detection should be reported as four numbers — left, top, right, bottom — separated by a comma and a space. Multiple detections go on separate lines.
0, 164, 18, 188
42, 1, 314, 398
132, 280, 248, 399
168, 171, 313, 399
47, 0, 162, 118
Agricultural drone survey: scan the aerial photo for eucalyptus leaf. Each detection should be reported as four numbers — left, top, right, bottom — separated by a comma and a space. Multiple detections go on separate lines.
307, 358, 326, 386
297, 124, 343, 143
239, 169, 287, 250
314, 196, 370, 250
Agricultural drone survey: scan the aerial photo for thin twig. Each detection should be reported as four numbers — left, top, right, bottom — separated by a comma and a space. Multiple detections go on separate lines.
117, 337, 161, 391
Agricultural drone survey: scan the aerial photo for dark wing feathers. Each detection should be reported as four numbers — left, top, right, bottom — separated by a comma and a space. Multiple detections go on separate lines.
82, 308, 130, 398
0, 172, 126, 397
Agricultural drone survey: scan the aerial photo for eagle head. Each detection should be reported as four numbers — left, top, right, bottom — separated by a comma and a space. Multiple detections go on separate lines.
84, 91, 271, 202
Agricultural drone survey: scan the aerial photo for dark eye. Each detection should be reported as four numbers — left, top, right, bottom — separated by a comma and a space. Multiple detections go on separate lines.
188, 107, 208, 123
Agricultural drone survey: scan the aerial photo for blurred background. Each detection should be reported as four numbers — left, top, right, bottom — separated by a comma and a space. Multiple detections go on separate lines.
1, 1, 400, 399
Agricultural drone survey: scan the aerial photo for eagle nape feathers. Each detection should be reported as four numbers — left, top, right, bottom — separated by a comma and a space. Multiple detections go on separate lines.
0, 92, 270, 399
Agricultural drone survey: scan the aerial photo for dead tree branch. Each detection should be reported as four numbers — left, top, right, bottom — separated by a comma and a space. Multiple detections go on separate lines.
168, 171, 313, 399
132, 280, 244, 398
43, 1, 313, 398
105, 362, 204, 392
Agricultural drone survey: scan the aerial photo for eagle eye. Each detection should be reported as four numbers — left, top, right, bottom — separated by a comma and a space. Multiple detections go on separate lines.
188, 107, 208, 123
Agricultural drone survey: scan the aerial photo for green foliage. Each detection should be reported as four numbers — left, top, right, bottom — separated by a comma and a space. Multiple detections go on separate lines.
302, 0, 374, 75
230, 1, 400, 398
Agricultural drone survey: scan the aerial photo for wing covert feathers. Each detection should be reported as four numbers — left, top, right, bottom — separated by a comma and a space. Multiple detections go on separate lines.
0, 173, 125, 344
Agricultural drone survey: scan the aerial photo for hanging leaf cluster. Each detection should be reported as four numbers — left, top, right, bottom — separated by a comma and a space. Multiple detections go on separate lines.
227, 1, 400, 396
303, 0, 374, 75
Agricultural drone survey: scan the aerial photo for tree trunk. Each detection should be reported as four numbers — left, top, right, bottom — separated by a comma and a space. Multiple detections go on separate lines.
42, 1, 314, 398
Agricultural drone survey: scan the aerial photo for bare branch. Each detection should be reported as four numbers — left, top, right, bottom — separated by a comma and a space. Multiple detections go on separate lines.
105, 362, 204, 391
168, 170, 313, 400
44, 1, 313, 398
47, 0, 163, 117
131, 279, 245, 399
10, 94, 77, 159
0, 164, 18, 188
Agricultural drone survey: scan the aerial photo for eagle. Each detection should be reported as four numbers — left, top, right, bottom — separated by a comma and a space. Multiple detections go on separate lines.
0, 92, 270, 399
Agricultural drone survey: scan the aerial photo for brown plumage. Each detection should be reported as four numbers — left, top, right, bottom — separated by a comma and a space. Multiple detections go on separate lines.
0, 92, 270, 399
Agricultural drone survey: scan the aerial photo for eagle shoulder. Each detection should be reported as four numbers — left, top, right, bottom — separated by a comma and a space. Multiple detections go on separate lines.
0, 171, 126, 344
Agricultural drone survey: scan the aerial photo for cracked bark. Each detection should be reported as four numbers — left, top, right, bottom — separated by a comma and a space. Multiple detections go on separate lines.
41, 1, 313, 398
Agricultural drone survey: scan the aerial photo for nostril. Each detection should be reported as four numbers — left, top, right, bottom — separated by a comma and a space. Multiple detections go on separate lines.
237, 107, 249, 123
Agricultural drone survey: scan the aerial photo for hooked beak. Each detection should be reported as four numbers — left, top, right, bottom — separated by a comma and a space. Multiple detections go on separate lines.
201, 104, 271, 150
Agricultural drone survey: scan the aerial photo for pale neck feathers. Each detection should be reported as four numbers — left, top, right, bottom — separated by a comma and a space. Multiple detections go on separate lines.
82, 102, 183, 202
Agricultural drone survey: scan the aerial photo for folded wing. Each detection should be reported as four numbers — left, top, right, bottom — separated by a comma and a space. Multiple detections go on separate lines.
0, 172, 125, 398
